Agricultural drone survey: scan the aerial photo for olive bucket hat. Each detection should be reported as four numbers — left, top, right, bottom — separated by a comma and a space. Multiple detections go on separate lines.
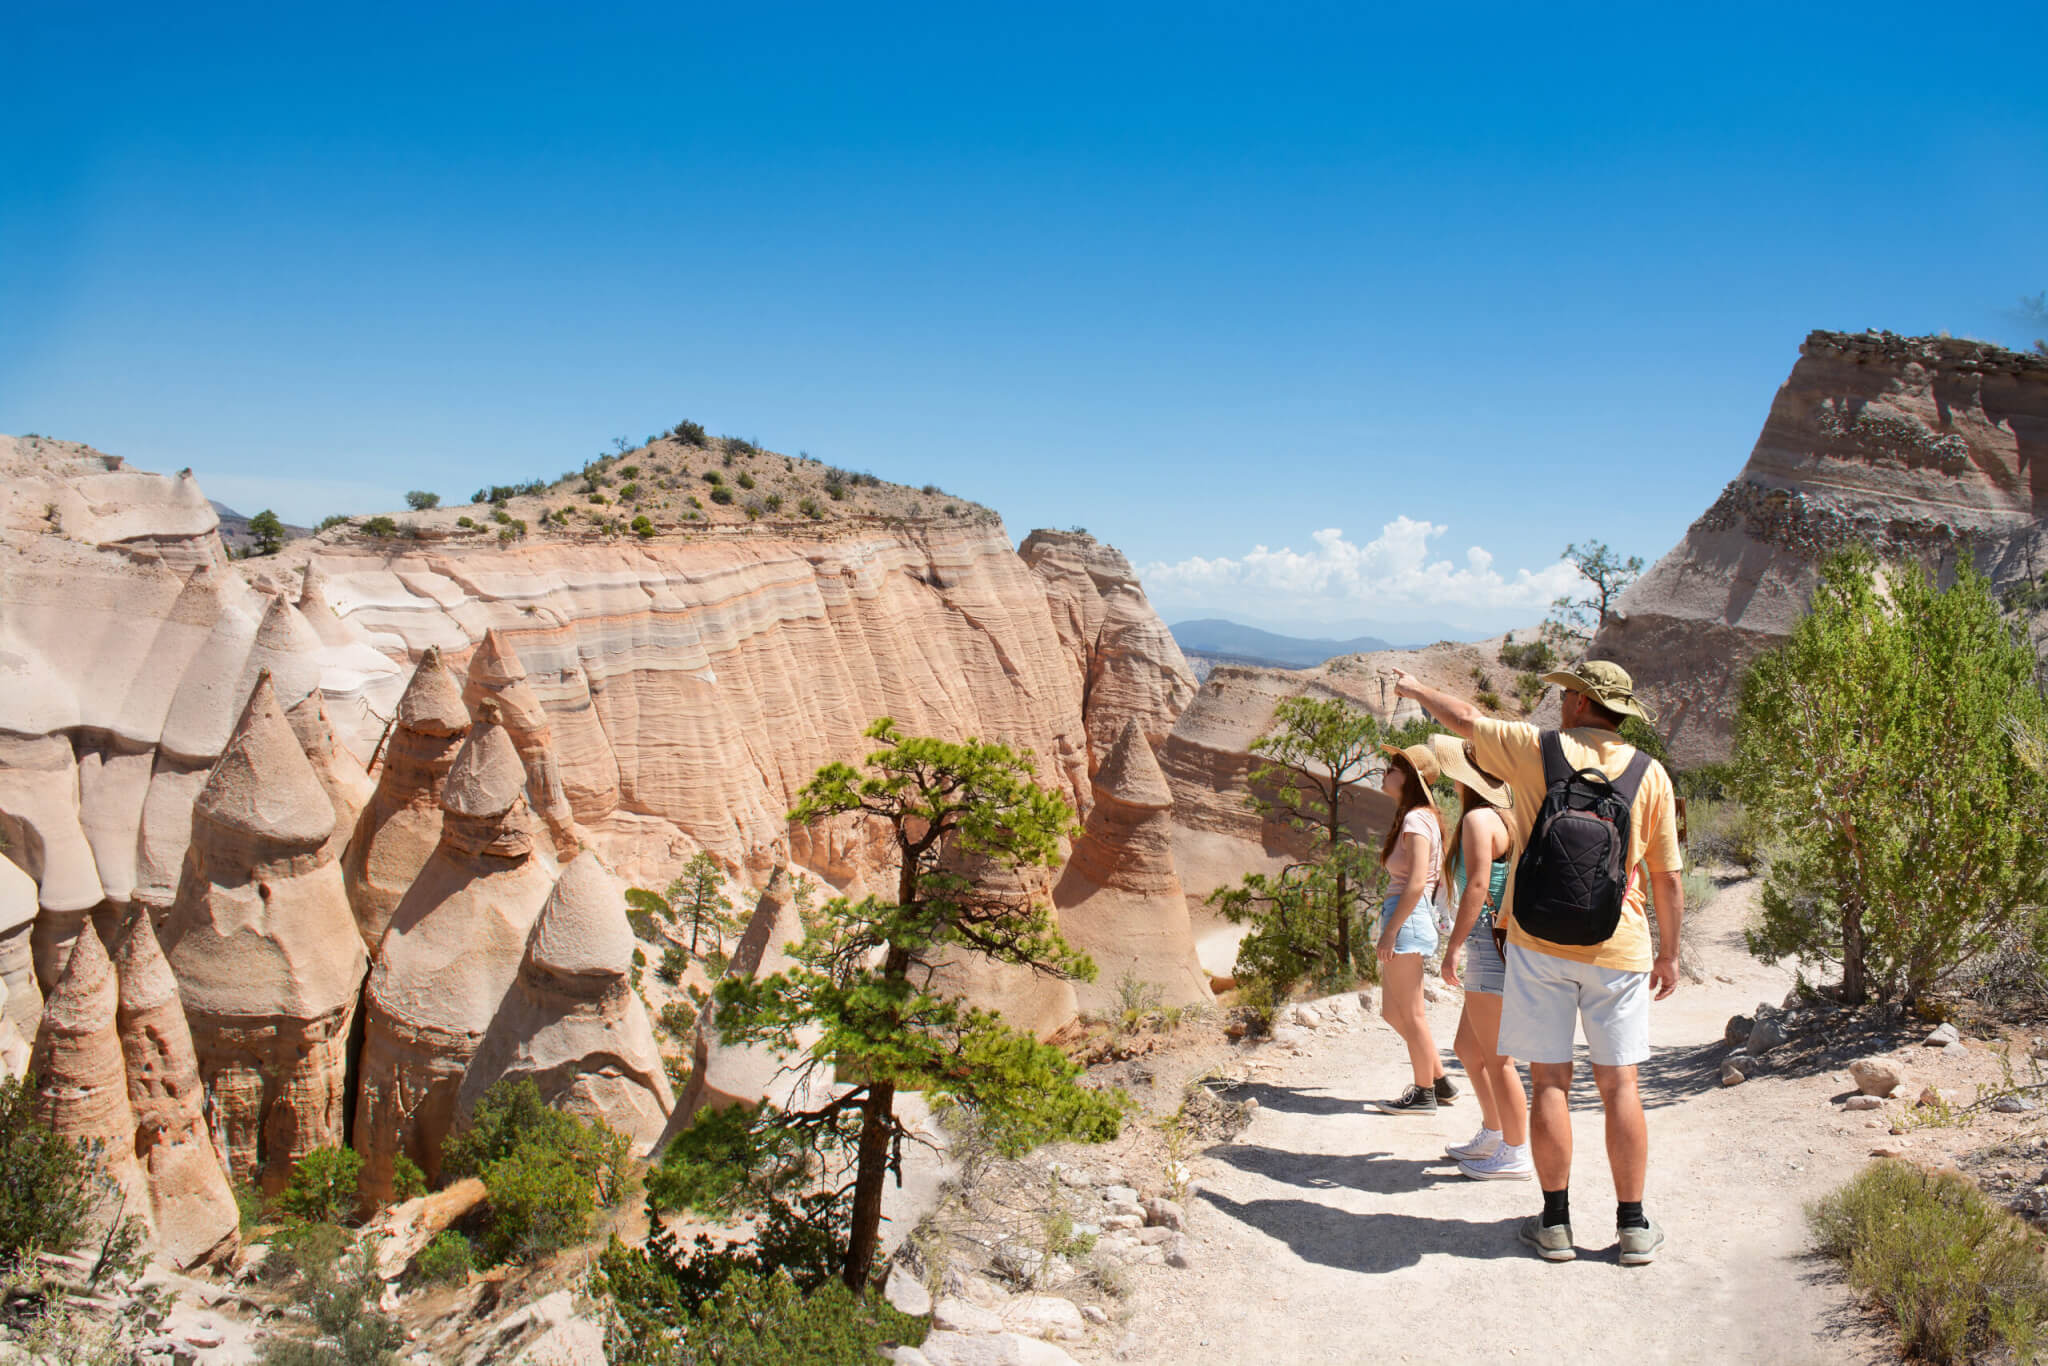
1542, 659, 1656, 724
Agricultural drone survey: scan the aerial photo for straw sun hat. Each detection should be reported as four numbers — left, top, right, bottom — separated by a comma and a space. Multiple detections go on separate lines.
1424, 734, 1514, 810
1378, 742, 1442, 806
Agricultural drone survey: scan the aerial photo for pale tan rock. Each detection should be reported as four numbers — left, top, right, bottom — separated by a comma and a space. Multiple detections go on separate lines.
1598, 331, 2048, 765
113, 910, 239, 1268
364, 1176, 488, 1280
463, 630, 585, 857
355, 706, 557, 1200
160, 672, 367, 1193
672, 867, 816, 1130
1020, 530, 1198, 778
341, 648, 471, 953
30, 925, 153, 1233
0, 853, 43, 1038
458, 851, 672, 1150
1054, 721, 1211, 1013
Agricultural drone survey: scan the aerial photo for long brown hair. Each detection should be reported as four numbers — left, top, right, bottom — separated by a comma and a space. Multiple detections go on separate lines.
1442, 780, 1503, 896
1378, 752, 1441, 867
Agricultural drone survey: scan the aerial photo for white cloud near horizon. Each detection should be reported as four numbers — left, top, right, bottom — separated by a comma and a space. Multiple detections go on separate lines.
1141, 518, 1586, 628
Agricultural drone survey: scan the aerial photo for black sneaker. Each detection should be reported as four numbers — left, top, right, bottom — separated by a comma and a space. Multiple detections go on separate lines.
1373, 1084, 1438, 1115
1434, 1074, 1459, 1104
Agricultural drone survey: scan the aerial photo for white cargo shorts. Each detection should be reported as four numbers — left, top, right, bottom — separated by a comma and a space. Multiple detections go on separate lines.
1497, 942, 1650, 1067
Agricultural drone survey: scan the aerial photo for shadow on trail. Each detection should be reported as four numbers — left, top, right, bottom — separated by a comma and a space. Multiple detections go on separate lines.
1200, 1190, 1525, 1274
1209, 1143, 1451, 1195
1224, 1081, 1368, 1116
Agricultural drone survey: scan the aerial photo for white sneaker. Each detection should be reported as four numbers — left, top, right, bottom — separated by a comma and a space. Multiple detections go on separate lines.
1459, 1143, 1534, 1180
1446, 1127, 1503, 1162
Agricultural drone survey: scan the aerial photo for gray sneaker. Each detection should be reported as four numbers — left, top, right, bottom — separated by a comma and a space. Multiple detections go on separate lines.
1618, 1219, 1666, 1266
1518, 1217, 1576, 1262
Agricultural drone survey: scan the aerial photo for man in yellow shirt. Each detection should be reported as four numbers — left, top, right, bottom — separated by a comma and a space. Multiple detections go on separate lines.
1392, 661, 1683, 1267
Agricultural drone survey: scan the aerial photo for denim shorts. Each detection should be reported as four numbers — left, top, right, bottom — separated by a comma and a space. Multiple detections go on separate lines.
1379, 893, 1439, 957
1462, 913, 1507, 995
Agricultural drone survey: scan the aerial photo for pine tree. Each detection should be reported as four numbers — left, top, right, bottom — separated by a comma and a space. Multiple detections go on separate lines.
627, 852, 740, 959
651, 719, 1123, 1290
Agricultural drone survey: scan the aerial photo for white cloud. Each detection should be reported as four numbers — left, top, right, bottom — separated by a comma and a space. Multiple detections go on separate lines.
1142, 517, 1585, 625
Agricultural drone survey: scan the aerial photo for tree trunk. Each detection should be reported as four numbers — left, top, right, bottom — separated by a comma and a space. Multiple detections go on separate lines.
1329, 808, 1350, 971
1841, 898, 1867, 1005
841, 1081, 897, 1291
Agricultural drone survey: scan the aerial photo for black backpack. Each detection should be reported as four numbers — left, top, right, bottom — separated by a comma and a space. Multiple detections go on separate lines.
1511, 732, 1652, 947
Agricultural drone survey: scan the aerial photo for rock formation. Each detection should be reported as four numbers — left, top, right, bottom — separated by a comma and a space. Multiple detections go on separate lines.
1020, 530, 1199, 777
30, 925, 153, 1233
0, 853, 43, 1040
113, 911, 239, 1268
462, 630, 584, 857
1053, 721, 1212, 1012
458, 852, 671, 1147
356, 704, 558, 1199
342, 648, 471, 952
1597, 331, 2048, 765
673, 867, 817, 1126
160, 672, 366, 1191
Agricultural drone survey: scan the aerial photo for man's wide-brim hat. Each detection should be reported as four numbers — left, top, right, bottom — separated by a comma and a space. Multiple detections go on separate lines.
1542, 659, 1656, 724
1379, 742, 1442, 804
1426, 734, 1513, 810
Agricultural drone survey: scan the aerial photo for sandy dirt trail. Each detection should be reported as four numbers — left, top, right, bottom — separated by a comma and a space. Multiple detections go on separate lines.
1093, 882, 1897, 1366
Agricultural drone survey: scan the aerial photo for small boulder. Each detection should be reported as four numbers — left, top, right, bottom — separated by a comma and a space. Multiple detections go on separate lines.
1843, 1095, 1884, 1112
1848, 1058, 1907, 1098
1140, 1197, 1185, 1231
1163, 1233, 1194, 1268
1001, 1295, 1086, 1341
1723, 1014, 1754, 1046
934, 1297, 1006, 1335
887, 1264, 933, 1317
1917, 1086, 1946, 1108
1081, 1305, 1108, 1326
1102, 1213, 1143, 1232
1993, 1096, 2037, 1114
1925, 1023, 1961, 1048
1100, 1185, 1139, 1206
1290, 1005, 1323, 1029
1720, 1063, 1747, 1088
920, 1331, 1083, 1366
1747, 1016, 1789, 1056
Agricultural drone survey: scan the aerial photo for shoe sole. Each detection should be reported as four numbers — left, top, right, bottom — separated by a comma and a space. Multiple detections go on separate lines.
1445, 1147, 1500, 1162
1371, 1103, 1437, 1115
1458, 1162, 1533, 1181
1619, 1234, 1665, 1266
1519, 1226, 1575, 1262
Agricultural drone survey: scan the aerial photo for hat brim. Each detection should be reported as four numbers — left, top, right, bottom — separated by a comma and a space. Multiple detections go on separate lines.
1426, 735, 1514, 810
1379, 743, 1441, 804
1539, 670, 1654, 723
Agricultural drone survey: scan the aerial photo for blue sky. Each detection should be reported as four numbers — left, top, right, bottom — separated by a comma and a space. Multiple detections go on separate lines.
4, 3, 2043, 633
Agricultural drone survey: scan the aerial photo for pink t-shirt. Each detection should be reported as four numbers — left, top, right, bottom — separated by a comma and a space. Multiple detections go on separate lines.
1385, 807, 1442, 902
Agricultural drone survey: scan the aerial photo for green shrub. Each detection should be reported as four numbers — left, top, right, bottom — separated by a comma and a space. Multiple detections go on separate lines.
620, 464, 640, 479
1513, 672, 1545, 711
455, 515, 477, 529
633, 515, 656, 539
1475, 689, 1503, 711
1809, 1162, 2048, 1365
656, 998, 697, 1041
280, 1147, 363, 1225
824, 480, 846, 501
709, 486, 734, 506
671, 420, 707, 446
797, 497, 822, 520
735, 472, 755, 490
404, 490, 439, 510
258, 1234, 404, 1365
0, 1072, 114, 1272
656, 945, 689, 985
359, 516, 399, 538
444, 1080, 631, 1266
1498, 635, 1556, 673
589, 491, 609, 504
619, 482, 641, 501
1685, 796, 1762, 872
701, 470, 723, 486
264, 1218, 351, 1285
722, 436, 758, 458
234, 1180, 268, 1234
410, 1230, 472, 1287
763, 493, 783, 513
391, 1153, 425, 1204
316, 514, 351, 532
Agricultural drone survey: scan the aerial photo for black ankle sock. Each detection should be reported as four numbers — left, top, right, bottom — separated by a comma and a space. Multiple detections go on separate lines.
1541, 1189, 1570, 1229
1617, 1200, 1648, 1230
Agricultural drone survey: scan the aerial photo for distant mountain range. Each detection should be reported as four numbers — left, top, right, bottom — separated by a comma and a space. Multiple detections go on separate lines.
1169, 618, 1409, 670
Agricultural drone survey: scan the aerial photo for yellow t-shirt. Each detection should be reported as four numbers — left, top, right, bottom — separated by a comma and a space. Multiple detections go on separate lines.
1472, 719, 1683, 973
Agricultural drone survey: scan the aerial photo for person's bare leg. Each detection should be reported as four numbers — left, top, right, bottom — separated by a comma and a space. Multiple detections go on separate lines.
1527, 1061, 1574, 1190
1591, 1063, 1647, 1202
1463, 992, 1527, 1146
1380, 955, 1438, 1086
1453, 1009, 1501, 1132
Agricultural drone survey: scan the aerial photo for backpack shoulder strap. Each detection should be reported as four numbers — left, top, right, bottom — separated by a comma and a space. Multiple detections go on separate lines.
1612, 747, 1654, 803
1539, 730, 1571, 789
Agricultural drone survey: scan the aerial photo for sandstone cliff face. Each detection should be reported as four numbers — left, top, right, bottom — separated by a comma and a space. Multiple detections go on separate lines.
1020, 530, 1199, 777
355, 711, 558, 1199
1597, 331, 2048, 766
462, 631, 585, 858
160, 673, 367, 1191
1054, 721, 1212, 1012
458, 851, 672, 1149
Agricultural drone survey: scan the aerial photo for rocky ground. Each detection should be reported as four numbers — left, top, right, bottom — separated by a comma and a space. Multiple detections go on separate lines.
893, 874, 2048, 1366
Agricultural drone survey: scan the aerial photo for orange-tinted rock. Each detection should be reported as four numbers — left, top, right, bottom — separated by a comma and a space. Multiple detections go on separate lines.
30, 926, 153, 1232
355, 706, 557, 1200
113, 910, 238, 1268
463, 630, 584, 857
0, 853, 42, 1039
341, 648, 470, 953
160, 672, 367, 1193
1054, 721, 1211, 1012
458, 852, 672, 1149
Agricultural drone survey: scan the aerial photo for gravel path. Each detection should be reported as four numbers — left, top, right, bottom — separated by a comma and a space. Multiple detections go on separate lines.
1091, 881, 1896, 1365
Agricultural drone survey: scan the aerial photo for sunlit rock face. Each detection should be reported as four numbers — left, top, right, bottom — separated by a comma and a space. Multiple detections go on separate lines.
159, 672, 367, 1193
1597, 331, 2048, 766
355, 708, 557, 1201
1054, 721, 1212, 1013
458, 851, 673, 1150
463, 629, 586, 858
31, 925, 153, 1235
